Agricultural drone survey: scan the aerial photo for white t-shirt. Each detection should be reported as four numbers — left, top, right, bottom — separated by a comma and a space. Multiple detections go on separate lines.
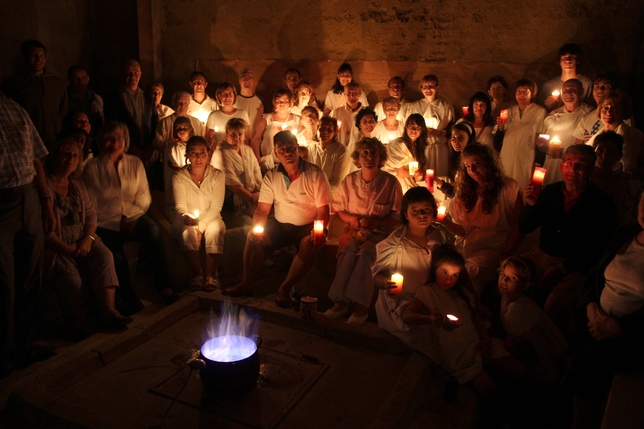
206, 109, 251, 146
600, 238, 644, 318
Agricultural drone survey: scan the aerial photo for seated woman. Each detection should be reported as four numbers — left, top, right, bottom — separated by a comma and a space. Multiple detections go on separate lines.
486, 75, 511, 119
45, 139, 131, 337
164, 116, 194, 219
82, 122, 178, 314
172, 136, 226, 291
382, 113, 428, 195
497, 256, 567, 384
373, 187, 452, 355
347, 107, 378, 162
290, 81, 320, 116
211, 118, 262, 221
568, 190, 644, 429
587, 91, 644, 176
323, 62, 369, 115
459, 91, 494, 148
495, 79, 547, 189
306, 115, 350, 194
440, 143, 524, 295
435, 121, 477, 199
371, 97, 405, 144
324, 138, 402, 325
205, 82, 250, 150
253, 88, 300, 171
403, 245, 524, 397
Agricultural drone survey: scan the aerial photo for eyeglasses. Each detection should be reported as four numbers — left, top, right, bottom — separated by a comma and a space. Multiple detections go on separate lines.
561, 160, 588, 170
275, 145, 298, 155
346, 91, 361, 97
188, 150, 208, 158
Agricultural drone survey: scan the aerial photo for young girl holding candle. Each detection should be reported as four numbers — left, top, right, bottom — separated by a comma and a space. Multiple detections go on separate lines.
434, 121, 477, 199
382, 114, 428, 195
205, 82, 250, 150
323, 62, 369, 115
164, 116, 194, 219
403, 245, 523, 395
373, 187, 452, 356
497, 256, 567, 384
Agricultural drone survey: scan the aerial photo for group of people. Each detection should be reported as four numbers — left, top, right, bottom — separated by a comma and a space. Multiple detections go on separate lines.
1, 38, 643, 428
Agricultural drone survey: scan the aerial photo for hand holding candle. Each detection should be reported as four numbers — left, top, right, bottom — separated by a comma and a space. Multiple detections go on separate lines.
551, 90, 560, 100
409, 161, 418, 177
548, 136, 562, 159
443, 314, 460, 331
530, 167, 546, 199
390, 273, 404, 297
313, 220, 325, 247
499, 109, 509, 125
252, 225, 264, 242
425, 169, 434, 192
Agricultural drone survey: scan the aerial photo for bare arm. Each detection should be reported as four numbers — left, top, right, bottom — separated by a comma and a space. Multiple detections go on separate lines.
403, 298, 443, 327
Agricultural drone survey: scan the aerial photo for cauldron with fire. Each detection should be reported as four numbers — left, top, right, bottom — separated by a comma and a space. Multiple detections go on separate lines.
192, 301, 261, 395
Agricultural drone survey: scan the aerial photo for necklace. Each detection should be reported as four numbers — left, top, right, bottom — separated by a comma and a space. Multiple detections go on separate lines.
189, 166, 205, 186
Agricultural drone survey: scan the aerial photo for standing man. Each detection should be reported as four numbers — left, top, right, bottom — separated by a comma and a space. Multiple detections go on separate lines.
187, 71, 218, 127
0, 98, 55, 378
540, 44, 593, 111
66, 65, 105, 132
373, 76, 409, 123
330, 81, 366, 146
235, 68, 264, 138
223, 131, 332, 305
104, 59, 146, 158
1, 39, 68, 145
284, 68, 301, 95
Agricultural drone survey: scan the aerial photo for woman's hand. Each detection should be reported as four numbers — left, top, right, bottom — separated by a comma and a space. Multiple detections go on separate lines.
182, 214, 197, 226
495, 117, 505, 131
413, 170, 424, 182
73, 235, 93, 257
345, 214, 361, 229
523, 184, 537, 206
587, 302, 624, 341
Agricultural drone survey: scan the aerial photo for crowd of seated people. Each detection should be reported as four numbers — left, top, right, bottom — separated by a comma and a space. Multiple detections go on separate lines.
2, 38, 643, 427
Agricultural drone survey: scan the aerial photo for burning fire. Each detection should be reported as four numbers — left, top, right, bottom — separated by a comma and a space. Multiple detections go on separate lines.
202, 300, 259, 362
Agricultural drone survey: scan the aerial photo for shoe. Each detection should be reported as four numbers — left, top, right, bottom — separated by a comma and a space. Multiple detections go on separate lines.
322, 306, 349, 320
190, 275, 204, 291
221, 285, 252, 297
203, 276, 220, 292
347, 312, 368, 325
159, 287, 180, 305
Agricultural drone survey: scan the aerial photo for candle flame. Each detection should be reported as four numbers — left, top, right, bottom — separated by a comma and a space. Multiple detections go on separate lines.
446, 314, 458, 321
552, 90, 560, 97
214, 126, 219, 133
252, 225, 264, 234
291, 128, 298, 135
193, 210, 200, 218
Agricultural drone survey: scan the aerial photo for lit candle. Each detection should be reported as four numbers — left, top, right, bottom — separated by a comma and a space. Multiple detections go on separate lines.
499, 109, 509, 125
408, 161, 418, 176
337, 120, 342, 130
388, 134, 394, 144
252, 225, 264, 241
443, 313, 459, 331
214, 126, 219, 133
538, 134, 550, 150
291, 128, 298, 136
548, 136, 562, 159
531, 167, 546, 198
193, 210, 200, 222
313, 220, 324, 247
425, 169, 434, 192
436, 203, 447, 223
446, 314, 458, 322
551, 90, 560, 100
390, 273, 404, 297
462, 106, 469, 117
281, 123, 287, 131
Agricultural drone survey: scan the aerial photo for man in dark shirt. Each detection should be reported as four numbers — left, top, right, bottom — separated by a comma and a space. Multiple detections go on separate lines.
520, 144, 617, 332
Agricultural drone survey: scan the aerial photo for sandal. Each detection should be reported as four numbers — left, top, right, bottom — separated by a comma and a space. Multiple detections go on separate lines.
190, 276, 204, 291
203, 276, 220, 292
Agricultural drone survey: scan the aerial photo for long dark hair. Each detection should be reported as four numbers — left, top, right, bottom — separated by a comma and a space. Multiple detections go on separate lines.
331, 63, 353, 94
447, 121, 476, 180
401, 114, 428, 169
455, 143, 504, 215
464, 91, 494, 127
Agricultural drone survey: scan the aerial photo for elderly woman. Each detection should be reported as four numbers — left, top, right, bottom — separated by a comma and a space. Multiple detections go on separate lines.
83, 122, 178, 314
323, 62, 369, 115
460, 91, 495, 148
496, 79, 547, 189
371, 97, 405, 144
383, 113, 428, 195
211, 118, 261, 220
253, 88, 300, 171
290, 81, 320, 116
587, 91, 644, 175
173, 136, 226, 291
306, 116, 350, 194
435, 121, 477, 199
45, 139, 131, 337
373, 187, 451, 354
323, 138, 403, 324
206, 82, 250, 150
568, 190, 644, 428
440, 143, 524, 295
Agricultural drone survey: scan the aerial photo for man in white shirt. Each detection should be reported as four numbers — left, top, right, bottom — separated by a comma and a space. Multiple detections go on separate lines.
331, 82, 366, 147
223, 131, 332, 306
187, 71, 218, 126
234, 68, 264, 138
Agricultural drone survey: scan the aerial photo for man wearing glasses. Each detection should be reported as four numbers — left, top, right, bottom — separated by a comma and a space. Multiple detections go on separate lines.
223, 131, 332, 307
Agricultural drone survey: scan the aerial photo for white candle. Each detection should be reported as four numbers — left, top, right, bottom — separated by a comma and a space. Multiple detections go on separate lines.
214, 126, 219, 133
548, 136, 562, 158
408, 161, 418, 176
390, 273, 404, 296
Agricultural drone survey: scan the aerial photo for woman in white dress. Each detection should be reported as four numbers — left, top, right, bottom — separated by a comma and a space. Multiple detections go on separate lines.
323, 62, 369, 115
435, 121, 477, 199
205, 82, 250, 151
211, 118, 262, 220
459, 91, 494, 149
496, 79, 547, 189
440, 143, 524, 295
382, 113, 428, 195
408, 74, 452, 177
253, 89, 300, 172
323, 138, 402, 325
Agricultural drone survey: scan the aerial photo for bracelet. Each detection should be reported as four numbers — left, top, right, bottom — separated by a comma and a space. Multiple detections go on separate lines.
84, 234, 96, 241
